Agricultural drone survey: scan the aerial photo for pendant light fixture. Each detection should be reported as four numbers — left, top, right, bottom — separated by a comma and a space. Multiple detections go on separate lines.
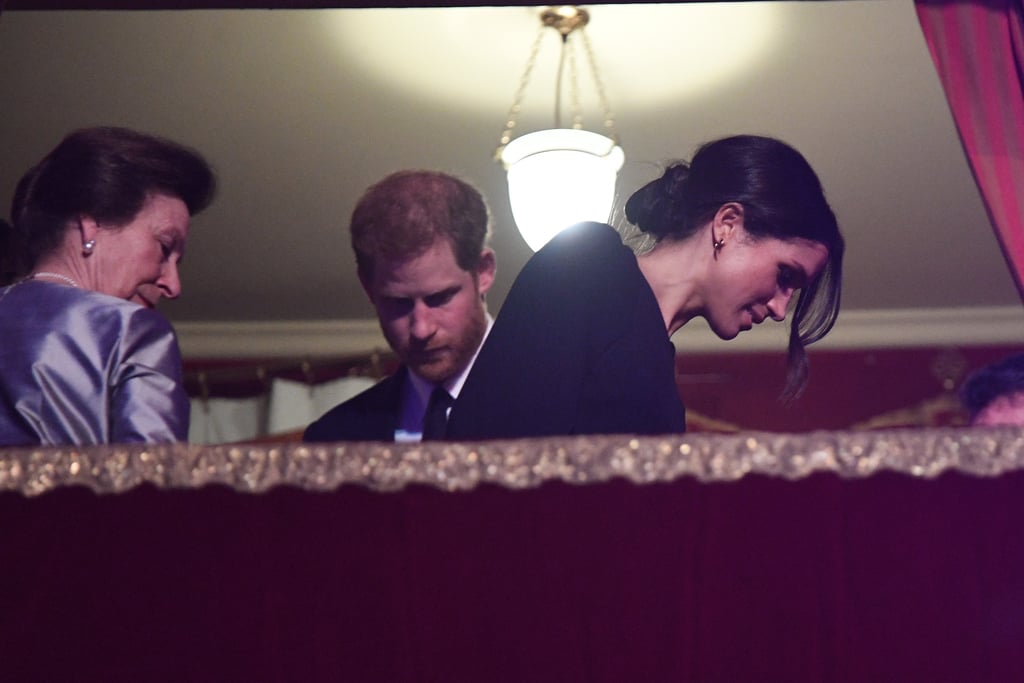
495, 5, 625, 252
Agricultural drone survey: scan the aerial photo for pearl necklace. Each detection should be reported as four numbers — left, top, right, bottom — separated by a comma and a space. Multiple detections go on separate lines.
31, 272, 81, 288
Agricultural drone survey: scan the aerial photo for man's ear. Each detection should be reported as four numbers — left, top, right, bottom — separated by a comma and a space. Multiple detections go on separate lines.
711, 202, 745, 244
475, 248, 496, 296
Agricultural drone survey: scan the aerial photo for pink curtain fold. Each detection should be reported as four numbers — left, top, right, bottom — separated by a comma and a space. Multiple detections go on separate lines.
915, 0, 1024, 301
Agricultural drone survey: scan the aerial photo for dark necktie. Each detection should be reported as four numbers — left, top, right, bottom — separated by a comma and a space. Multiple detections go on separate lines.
421, 386, 453, 441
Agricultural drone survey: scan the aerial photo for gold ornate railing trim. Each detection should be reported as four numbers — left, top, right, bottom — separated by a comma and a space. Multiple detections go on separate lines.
2, 427, 1024, 497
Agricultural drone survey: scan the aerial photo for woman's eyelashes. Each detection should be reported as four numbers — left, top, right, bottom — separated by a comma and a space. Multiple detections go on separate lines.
777, 264, 803, 290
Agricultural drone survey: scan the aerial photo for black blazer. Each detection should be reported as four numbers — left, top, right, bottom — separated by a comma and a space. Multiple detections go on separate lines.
448, 222, 686, 440
302, 367, 407, 442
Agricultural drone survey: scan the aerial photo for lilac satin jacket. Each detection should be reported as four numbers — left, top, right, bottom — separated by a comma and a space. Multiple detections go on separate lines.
0, 280, 189, 446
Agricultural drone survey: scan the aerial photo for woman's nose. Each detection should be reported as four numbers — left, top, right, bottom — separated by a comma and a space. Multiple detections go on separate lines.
767, 290, 793, 321
160, 262, 182, 299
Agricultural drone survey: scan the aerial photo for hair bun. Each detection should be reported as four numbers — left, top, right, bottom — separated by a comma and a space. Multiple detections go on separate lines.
624, 162, 690, 238
659, 162, 690, 198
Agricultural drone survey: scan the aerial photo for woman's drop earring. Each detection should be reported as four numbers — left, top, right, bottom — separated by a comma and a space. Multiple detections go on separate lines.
82, 239, 96, 256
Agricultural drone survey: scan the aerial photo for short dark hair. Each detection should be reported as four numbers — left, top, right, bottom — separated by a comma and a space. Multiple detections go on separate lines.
350, 170, 491, 280
624, 134, 844, 399
960, 353, 1024, 421
1, 126, 216, 284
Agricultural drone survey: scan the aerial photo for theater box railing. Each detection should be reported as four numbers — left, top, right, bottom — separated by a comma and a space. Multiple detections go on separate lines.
2, 428, 1024, 681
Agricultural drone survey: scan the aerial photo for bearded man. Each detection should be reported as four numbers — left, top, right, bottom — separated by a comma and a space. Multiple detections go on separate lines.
304, 170, 496, 442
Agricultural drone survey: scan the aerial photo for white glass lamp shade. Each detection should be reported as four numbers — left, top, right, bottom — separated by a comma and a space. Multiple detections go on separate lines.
501, 128, 625, 252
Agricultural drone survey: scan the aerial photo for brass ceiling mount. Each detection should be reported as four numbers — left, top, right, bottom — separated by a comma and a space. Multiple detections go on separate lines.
540, 6, 590, 37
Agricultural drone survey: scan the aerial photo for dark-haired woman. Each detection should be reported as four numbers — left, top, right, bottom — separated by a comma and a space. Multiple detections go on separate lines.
0, 126, 216, 446
448, 134, 844, 439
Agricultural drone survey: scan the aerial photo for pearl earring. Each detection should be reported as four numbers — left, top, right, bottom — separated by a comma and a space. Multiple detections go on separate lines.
83, 239, 96, 256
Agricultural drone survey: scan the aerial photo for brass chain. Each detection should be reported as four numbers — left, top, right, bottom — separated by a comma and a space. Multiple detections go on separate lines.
495, 24, 547, 160
580, 27, 618, 144
567, 34, 583, 130
495, 15, 618, 159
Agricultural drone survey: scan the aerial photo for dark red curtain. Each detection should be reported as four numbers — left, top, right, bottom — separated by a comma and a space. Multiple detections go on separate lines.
4, 471, 1024, 681
916, 0, 1024, 300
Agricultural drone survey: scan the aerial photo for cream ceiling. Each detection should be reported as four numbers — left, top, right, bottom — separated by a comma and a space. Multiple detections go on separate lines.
1, 2, 1022, 355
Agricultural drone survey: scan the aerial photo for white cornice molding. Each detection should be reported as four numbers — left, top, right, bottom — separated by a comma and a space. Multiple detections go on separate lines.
811, 306, 1024, 349
671, 305, 1024, 352
176, 306, 1024, 359
176, 319, 389, 359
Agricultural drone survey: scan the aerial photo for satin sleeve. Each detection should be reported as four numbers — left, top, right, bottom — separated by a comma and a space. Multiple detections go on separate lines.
108, 307, 190, 443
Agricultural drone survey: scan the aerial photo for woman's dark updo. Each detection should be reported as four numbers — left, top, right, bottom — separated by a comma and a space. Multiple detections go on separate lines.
626, 134, 845, 400
625, 134, 840, 246
623, 163, 693, 240
1, 126, 216, 285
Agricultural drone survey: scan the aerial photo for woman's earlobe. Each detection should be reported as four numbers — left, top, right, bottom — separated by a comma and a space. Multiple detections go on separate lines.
77, 214, 101, 248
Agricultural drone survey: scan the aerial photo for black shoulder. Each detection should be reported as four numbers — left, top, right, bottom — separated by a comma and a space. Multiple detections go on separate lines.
302, 371, 405, 442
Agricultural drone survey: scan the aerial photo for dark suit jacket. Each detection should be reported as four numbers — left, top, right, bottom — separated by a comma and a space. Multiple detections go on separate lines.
302, 367, 407, 442
448, 222, 687, 440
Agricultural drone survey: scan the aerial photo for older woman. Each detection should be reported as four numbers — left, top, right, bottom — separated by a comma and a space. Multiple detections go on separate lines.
448, 134, 844, 439
0, 127, 216, 446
